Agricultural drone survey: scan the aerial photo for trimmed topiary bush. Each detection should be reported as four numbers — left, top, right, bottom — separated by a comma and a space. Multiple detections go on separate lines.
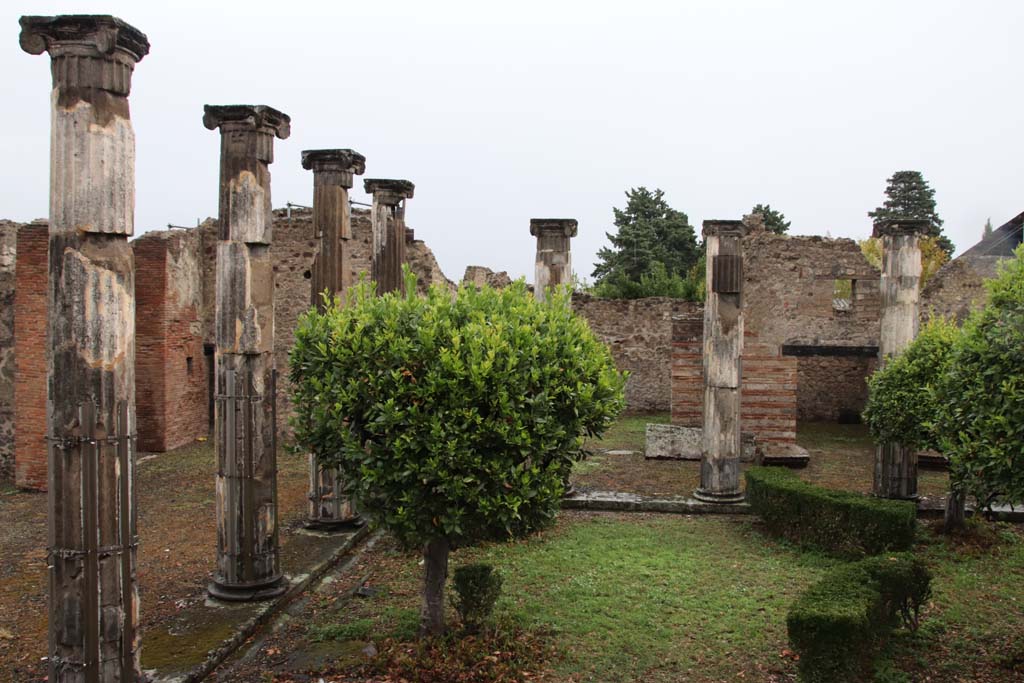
787, 553, 932, 682
745, 467, 916, 557
290, 273, 625, 635
451, 563, 503, 633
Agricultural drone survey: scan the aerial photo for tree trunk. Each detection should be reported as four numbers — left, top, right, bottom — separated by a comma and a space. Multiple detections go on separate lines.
943, 487, 967, 534
420, 537, 450, 637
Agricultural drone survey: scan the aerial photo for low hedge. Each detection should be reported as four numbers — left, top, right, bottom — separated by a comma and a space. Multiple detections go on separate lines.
787, 553, 932, 682
745, 466, 916, 557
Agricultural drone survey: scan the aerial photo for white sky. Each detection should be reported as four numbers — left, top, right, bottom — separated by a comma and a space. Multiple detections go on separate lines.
4, 1, 1022, 282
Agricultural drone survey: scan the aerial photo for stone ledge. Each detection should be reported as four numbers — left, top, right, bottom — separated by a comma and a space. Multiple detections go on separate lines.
562, 489, 751, 515
148, 523, 371, 683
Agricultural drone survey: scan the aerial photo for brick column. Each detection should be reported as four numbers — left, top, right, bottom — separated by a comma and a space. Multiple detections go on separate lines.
20, 14, 148, 682
872, 218, 926, 499
302, 149, 365, 528
203, 104, 290, 601
364, 179, 415, 295
530, 219, 577, 302
694, 220, 747, 503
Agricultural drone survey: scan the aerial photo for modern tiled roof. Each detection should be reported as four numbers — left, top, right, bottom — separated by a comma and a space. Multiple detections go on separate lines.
960, 211, 1024, 259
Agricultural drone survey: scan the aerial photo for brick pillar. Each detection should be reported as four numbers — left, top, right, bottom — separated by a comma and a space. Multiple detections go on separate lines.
530, 219, 577, 302
20, 15, 148, 681
364, 179, 415, 295
14, 224, 48, 490
872, 218, 926, 500
694, 220, 747, 504
204, 104, 290, 601
302, 149, 365, 528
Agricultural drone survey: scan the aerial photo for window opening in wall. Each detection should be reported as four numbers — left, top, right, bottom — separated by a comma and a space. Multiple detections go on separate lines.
186, 356, 194, 375
832, 279, 854, 312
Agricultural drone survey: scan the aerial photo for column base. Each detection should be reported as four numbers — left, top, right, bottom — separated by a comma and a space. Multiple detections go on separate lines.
207, 575, 288, 602
692, 488, 746, 504
303, 515, 365, 532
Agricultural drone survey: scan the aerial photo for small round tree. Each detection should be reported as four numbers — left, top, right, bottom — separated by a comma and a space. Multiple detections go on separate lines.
290, 274, 625, 635
935, 246, 1024, 524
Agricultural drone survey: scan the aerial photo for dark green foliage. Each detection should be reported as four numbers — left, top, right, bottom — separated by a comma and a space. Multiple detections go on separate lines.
745, 467, 916, 557
451, 563, 503, 633
289, 273, 626, 551
592, 187, 702, 299
868, 170, 953, 256
935, 246, 1024, 509
591, 259, 705, 301
787, 553, 932, 682
751, 203, 791, 234
863, 316, 959, 451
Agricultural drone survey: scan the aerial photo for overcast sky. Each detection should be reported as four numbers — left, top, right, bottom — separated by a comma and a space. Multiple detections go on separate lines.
4, 1, 1022, 282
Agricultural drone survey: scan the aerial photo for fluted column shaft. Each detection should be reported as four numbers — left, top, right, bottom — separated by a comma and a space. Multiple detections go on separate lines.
203, 104, 290, 601
302, 149, 365, 527
530, 218, 578, 302
20, 14, 149, 682
873, 219, 926, 499
364, 178, 415, 295
694, 220, 747, 504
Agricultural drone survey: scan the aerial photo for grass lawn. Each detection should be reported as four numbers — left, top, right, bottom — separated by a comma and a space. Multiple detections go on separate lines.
212, 511, 1024, 683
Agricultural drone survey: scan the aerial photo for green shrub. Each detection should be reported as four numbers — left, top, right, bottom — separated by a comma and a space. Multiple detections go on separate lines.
745, 467, 916, 557
290, 273, 626, 634
451, 563, 503, 633
863, 316, 959, 451
935, 245, 1024, 510
787, 553, 932, 682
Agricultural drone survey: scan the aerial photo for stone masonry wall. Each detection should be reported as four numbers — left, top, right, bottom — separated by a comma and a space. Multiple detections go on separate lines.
920, 255, 1001, 323
571, 294, 700, 412
0, 222, 17, 482
13, 223, 48, 489
744, 232, 881, 422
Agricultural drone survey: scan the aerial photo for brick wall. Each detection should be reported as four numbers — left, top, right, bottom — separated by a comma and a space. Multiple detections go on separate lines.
13, 223, 48, 489
133, 229, 207, 452
573, 294, 700, 412
0, 222, 17, 482
670, 314, 799, 448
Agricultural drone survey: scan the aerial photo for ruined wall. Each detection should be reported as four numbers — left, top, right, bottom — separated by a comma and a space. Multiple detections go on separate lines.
571, 294, 699, 412
920, 255, 1001, 323
463, 265, 513, 289
133, 229, 208, 452
744, 232, 881, 422
0, 222, 18, 481
13, 223, 48, 489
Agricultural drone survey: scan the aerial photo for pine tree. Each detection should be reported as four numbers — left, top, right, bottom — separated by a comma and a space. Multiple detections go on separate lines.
983, 217, 994, 239
592, 187, 699, 291
751, 203, 791, 234
868, 170, 953, 256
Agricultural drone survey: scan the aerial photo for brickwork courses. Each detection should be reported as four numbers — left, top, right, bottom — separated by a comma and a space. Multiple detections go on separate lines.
13, 223, 47, 489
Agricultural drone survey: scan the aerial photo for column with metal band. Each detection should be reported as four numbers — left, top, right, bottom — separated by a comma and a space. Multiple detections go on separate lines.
364, 178, 415, 295
694, 219, 747, 504
302, 148, 365, 527
19, 14, 149, 682
203, 104, 290, 601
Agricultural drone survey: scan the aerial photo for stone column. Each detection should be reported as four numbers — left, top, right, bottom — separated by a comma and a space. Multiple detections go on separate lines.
302, 149, 365, 528
530, 219, 578, 302
203, 104, 290, 601
364, 179, 415, 295
19, 14, 149, 682
872, 218, 927, 499
694, 220, 747, 504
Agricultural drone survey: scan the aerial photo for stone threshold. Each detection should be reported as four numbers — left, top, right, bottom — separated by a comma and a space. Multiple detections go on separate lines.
562, 490, 752, 514
149, 523, 371, 683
